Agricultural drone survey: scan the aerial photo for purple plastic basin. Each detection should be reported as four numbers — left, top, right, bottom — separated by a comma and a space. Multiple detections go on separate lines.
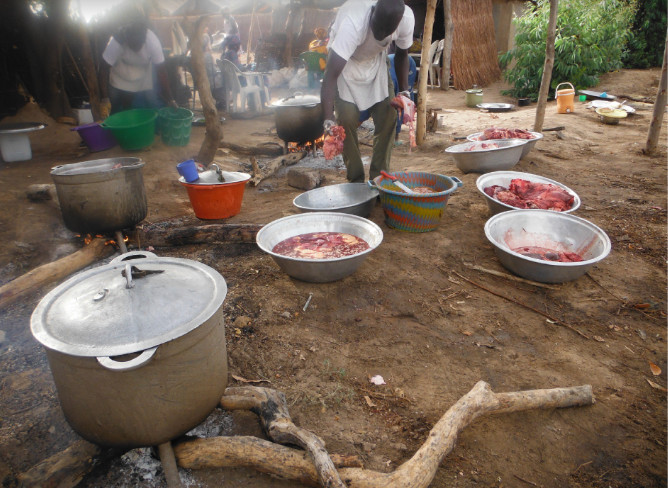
71, 123, 117, 152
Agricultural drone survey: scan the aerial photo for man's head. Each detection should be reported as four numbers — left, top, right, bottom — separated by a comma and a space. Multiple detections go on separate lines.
370, 0, 405, 41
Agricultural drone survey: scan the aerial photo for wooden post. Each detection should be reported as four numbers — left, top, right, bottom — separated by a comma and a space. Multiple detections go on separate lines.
533, 0, 559, 133
440, 0, 454, 91
76, 23, 102, 120
416, 0, 439, 145
188, 16, 224, 164
645, 31, 667, 155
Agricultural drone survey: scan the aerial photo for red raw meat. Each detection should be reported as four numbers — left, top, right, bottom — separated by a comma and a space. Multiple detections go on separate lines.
513, 246, 583, 262
323, 125, 345, 160
481, 127, 536, 140
484, 179, 574, 211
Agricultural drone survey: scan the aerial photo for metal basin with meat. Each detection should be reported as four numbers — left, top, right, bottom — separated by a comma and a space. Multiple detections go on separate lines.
30, 251, 228, 448
484, 210, 611, 283
476, 171, 581, 215
445, 140, 525, 174
467, 131, 543, 158
256, 212, 383, 283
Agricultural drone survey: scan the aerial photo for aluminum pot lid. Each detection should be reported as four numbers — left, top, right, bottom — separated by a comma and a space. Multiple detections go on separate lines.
272, 92, 321, 107
30, 251, 227, 357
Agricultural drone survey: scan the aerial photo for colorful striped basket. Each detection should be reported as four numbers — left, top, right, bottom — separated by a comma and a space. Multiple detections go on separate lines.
369, 172, 463, 232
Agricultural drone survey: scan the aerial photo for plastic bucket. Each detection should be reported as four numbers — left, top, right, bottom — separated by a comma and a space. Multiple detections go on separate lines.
71, 123, 117, 152
556, 82, 575, 114
369, 172, 463, 232
176, 159, 199, 183
180, 174, 250, 219
100, 109, 157, 150
158, 107, 193, 146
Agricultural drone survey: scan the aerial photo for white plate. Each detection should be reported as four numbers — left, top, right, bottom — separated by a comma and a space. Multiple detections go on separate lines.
589, 100, 636, 114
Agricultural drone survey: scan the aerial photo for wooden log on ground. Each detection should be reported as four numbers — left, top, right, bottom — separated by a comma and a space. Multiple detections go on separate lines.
174, 436, 362, 487
251, 151, 306, 186
136, 219, 263, 248
0, 238, 115, 309
220, 141, 285, 157
221, 387, 347, 488
17, 440, 124, 488
176, 382, 593, 488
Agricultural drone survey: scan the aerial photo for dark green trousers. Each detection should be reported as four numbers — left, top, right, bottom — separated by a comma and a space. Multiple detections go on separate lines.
334, 62, 397, 183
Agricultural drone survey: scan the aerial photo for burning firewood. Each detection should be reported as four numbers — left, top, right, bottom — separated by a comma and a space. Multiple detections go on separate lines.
250, 151, 306, 186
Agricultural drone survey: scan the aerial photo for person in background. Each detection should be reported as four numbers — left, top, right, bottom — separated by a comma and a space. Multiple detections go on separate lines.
321, 0, 415, 183
220, 11, 242, 68
99, 10, 175, 115
309, 27, 329, 71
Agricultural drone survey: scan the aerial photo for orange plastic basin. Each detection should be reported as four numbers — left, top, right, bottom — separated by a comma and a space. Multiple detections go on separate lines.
181, 179, 248, 219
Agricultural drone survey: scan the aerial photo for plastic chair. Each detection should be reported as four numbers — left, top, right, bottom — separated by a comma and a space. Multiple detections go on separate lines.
217, 59, 266, 113
430, 40, 445, 88
425, 40, 439, 87
299, 51, 326, 89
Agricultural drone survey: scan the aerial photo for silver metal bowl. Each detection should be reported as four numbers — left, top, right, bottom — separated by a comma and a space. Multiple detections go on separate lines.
476, 171, 581, 215
484, 210, 611, 283
293, 183, 379, 217
467, 131, 543, 158
256, 212, 383, 283
445, 140, 525, 174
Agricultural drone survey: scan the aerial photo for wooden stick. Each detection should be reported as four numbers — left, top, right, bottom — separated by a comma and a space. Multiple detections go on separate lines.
0, 238, 115, 309
221, 387, 347, 488
220, 141, 284, 157
136, 221, 263, 248
450, 270, 590, 340
251, 152, 305, 186
542, 126, 565, 131
158, 442, 184, 488
533, 0, 558, 132
174, 436, 361, 487
645, 32, 667, 155
463, 262, 561, 290
177, 382, 593, 488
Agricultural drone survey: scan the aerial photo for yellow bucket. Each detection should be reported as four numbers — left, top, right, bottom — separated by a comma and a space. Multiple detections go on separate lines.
556, 82, 575, 114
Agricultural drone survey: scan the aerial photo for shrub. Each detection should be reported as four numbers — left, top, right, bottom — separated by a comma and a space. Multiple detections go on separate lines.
623, 0, 667, 68
499, 0, 636, 100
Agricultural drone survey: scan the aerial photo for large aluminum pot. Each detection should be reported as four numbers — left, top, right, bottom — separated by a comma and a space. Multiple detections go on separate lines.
50, 157, 147, 234
272, 92, 324, 144
30, 251, 228, 448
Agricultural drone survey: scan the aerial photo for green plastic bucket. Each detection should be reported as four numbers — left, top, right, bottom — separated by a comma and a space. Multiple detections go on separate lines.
158, 107, 193, 146
100, 109, 157, 150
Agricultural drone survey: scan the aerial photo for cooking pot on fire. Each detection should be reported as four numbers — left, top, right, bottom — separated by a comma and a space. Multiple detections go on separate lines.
30, 251, 228, 448
50, 157, 147, 234
272, 92, 324, 145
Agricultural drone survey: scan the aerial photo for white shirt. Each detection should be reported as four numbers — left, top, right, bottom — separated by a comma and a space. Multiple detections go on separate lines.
103, 29, 165, 93
328, 0, 414, 111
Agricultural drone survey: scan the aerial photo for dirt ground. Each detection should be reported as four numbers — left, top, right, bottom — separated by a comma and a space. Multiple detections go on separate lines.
0, 68, 666, 488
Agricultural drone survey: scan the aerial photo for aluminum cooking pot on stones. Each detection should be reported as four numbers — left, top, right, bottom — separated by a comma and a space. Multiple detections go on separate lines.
30, 251, 228, 448
50, 157, 147, 234
272, 92, 324, 145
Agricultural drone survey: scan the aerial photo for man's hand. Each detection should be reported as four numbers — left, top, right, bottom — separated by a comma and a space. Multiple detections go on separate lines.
323, 119, 337, 135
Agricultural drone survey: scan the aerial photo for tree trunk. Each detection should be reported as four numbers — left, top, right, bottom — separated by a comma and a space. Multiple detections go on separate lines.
44, 0, 71, 119
284, 8, 299, 69
440, 0, 454, 91
76, 24, 102, 120
188, 17, 224, 164
533, 0, 558, 132
416, 0, 439, 145
645, 31, 667, 155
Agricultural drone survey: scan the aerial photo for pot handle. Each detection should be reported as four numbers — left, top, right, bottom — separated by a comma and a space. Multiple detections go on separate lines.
367, 179, 379, 190
111, 250, 157, 264
96, 347, 157, 372
448, 176, 464, 189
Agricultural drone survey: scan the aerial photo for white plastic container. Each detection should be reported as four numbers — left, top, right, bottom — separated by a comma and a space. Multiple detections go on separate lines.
0, 122, 46, 162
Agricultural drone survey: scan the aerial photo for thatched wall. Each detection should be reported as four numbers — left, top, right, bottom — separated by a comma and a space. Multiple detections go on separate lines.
451, 0, 501, 89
